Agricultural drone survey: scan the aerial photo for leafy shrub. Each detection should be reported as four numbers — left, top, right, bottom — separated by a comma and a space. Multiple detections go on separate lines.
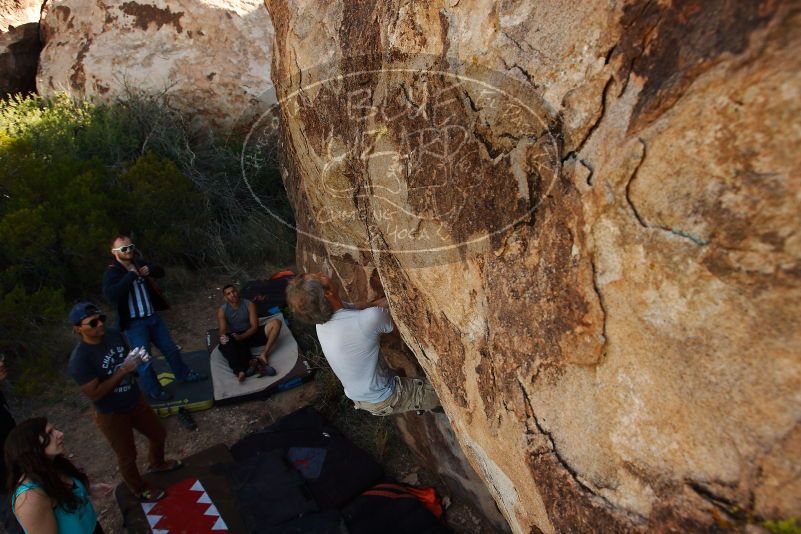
115, 93, 295, 266
115, 152, 210, 264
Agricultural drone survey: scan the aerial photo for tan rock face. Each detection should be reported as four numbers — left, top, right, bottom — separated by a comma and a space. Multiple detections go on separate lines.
37, 0, 275, 129
0, 0, 42, 96
267, 0, 801, 532
285, 160, 510, 530
0, 0, 39, 33
0, 0, 41, 32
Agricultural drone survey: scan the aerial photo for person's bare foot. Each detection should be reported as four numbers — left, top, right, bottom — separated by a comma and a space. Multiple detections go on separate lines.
238, 371, 246, 383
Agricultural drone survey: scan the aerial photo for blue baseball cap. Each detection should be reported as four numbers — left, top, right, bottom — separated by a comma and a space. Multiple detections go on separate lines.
68, 302, 102, 325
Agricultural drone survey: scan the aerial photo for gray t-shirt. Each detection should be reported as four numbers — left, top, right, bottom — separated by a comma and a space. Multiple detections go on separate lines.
221, 299, 253, 333
68, 329, 140, 413
316, 307, 394, 403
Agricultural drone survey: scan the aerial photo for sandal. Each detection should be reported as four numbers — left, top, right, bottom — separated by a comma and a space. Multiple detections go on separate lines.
149, 459, 184, 473
136, 487, 166, 502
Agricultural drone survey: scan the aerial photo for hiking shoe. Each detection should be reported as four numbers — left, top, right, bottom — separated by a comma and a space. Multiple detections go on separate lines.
183, 370, 207, 383
136, 488, 166, 502
149, 390, 173, 402
177, 407, 197, 430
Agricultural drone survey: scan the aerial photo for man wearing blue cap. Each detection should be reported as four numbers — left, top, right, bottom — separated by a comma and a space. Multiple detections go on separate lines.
67, 302, 182, 502
102, 235, 206, 401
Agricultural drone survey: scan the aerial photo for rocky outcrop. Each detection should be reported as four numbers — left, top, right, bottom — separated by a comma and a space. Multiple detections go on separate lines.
37, 0, 275, 130
0, 0, 41, 32
0, 21, 40, 96
379, 332, 512, 530
266, 1, 801, 532
0, 0, 42, 96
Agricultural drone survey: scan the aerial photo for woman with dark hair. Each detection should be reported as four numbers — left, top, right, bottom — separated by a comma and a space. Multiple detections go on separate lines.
5, 418, 110, 533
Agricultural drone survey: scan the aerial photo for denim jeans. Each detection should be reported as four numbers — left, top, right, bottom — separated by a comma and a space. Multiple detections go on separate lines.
124, 313, 189, 397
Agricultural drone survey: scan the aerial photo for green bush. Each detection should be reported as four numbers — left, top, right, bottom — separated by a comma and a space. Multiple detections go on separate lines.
115, 152, 209, 264
0, 93, 293, 392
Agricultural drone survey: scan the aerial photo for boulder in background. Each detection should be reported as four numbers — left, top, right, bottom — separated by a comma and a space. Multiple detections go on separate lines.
0, 0, 43, 97
37, 0, 275, 130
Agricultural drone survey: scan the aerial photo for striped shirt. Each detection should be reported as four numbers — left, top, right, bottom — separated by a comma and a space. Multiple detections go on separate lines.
128, 276, 154, 319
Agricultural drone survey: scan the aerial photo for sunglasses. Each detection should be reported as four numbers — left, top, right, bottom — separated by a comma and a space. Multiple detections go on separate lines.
80, 315, 106, 328
112, 244, 136, 253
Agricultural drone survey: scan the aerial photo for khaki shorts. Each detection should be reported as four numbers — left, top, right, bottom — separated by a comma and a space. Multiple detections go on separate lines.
353, 376, 441, 416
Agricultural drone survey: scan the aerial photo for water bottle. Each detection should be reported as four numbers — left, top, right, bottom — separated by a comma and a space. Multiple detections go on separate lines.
135, 347, 152, 377
136, 347, 151, 363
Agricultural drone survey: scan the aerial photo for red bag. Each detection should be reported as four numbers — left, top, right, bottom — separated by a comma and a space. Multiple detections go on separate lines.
361, 482, 444, 518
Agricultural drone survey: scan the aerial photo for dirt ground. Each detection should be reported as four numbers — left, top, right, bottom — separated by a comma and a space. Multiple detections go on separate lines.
4, 275, 492, 533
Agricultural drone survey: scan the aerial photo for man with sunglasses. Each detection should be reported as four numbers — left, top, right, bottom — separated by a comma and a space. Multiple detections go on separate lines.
102, 235, 206, 402
67, 302, 181, 502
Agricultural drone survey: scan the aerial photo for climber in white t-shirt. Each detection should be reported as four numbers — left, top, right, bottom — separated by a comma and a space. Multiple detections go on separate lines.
286, 272, 440, 416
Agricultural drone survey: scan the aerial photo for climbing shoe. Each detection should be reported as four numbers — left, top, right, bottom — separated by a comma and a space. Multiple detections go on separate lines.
256, 360, 277, 377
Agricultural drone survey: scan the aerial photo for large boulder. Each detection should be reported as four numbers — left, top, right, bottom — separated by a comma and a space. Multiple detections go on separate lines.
265, 0, 801, 532
0, 0, 42, 96
37, 0, 275, 130
1, 0, 41, 32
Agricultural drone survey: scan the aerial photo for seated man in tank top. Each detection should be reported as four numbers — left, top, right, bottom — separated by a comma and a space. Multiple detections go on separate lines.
217, 284, 282, 382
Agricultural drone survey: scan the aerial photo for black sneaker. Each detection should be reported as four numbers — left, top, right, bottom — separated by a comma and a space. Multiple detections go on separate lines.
177, 408, 197, 431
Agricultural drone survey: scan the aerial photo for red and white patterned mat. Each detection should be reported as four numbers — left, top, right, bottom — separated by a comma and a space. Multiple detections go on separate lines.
141, 478, 228, 533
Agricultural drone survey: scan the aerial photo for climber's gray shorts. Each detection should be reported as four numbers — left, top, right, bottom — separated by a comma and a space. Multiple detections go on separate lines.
352, 376, 440, 416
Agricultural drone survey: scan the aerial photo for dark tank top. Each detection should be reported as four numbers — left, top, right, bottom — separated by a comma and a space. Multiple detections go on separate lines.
222, 299, 252, 332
